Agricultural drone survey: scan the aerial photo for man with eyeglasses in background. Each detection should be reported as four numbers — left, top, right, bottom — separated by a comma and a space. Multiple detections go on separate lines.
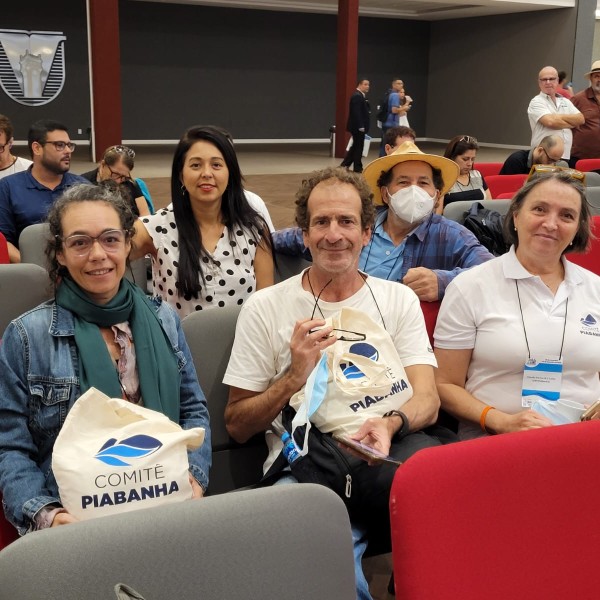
527, 66, 583, 161
0, 114, 32, 180
0, 119, 86, 263
499, 134, 568, 175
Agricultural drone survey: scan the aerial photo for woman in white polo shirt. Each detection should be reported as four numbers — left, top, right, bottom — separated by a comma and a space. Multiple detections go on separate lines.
434, 171, 600, 439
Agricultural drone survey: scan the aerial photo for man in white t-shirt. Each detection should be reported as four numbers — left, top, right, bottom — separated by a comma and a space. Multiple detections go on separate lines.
0, 114, 32, 180
223, 166, 448, 600
527, 66, 584, 160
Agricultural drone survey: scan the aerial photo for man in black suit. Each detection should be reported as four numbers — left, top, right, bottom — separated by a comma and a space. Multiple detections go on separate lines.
341, 79, 370, 173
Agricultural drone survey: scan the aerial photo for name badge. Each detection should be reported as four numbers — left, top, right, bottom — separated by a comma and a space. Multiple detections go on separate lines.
521, 357, 563, 408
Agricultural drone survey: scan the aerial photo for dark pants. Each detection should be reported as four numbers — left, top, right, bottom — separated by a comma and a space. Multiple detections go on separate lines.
341, 130, 366, 172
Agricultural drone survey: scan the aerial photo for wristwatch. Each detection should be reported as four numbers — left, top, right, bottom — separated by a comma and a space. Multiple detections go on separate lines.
383, 410, 410, 438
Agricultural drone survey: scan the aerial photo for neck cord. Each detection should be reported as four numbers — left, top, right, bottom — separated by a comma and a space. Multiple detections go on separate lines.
515, 280, 567, 360
306, 269, 386, 329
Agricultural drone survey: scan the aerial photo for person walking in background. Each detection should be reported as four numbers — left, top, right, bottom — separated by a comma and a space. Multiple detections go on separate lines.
341, 79, 370, 173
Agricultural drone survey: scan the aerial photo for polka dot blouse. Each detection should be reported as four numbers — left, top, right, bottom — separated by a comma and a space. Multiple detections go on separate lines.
141, 208, 259, 319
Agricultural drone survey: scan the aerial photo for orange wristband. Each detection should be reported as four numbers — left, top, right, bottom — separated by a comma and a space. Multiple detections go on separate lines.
480, 405, 496, 433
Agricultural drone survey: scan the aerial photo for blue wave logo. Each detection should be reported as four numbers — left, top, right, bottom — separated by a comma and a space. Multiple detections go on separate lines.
340, 343, 379, 380
581, 314, 597, 327
94, 435, 163, 467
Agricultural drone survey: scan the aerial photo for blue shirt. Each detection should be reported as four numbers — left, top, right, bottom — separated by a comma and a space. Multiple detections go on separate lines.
272, 210, 494, 300
359, 210, 406, 280
383, 92, 401, 128
0, 169, 87, 246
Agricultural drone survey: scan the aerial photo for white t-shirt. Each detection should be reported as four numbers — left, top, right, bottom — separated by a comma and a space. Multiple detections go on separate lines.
528, 92, 582, 159
434, 247, 600, 439
223, 271, 436, 469
244, 190, 275, 233
0, 157, 32, 180
141, 207, 260, 319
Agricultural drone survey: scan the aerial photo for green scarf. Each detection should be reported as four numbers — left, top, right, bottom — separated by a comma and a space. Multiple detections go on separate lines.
55, 278, 180, 422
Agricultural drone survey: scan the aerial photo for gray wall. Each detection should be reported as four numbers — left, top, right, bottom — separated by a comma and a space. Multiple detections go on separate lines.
426, 8, 581, 146
119, 2, 430, 140
0, 1, 91, 143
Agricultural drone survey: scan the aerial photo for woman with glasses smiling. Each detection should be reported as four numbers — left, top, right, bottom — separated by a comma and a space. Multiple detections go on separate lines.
441, 135, 491, 210
0, 183, 211, 535
81, 145, 150, 216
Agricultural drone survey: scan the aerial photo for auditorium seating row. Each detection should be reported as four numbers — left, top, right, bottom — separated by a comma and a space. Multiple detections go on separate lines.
476, 158, 600, 178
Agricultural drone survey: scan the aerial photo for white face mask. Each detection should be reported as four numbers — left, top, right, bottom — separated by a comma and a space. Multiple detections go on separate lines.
386, 185, 436, 224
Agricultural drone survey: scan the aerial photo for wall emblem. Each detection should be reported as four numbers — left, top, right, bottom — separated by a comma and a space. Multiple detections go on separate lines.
0, 29, 67, 106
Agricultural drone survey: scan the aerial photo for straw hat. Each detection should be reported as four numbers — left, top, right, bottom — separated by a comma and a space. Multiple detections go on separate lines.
585, 60, 600, 80
363, 141, 459, 206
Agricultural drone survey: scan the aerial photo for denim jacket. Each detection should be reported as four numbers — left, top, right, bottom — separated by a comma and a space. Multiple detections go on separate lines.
0, 297, 211, 534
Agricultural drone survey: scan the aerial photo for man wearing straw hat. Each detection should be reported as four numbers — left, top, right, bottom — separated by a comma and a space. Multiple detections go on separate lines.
274, 141, 492, 301
571, 60, 600, 165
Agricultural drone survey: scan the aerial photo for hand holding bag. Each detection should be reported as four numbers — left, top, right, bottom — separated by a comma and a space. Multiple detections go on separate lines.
52, 388, 205, 521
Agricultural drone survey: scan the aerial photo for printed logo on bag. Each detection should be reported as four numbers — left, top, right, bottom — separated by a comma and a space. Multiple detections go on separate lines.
82, 434, 180, 510
0, 29, 67, 106
340, 343, 379, 379
579, 313, 600, 337
94, 435, 163, 467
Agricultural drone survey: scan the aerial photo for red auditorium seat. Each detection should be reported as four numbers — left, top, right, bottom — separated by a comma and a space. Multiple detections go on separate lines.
575, 158, 600, 172
0, 233, 9, 264
485, 174, 527, 198
420, 300, 440, 346
566, 214, 600, 275
390, 420, 600, 599
473, 162, 503, 178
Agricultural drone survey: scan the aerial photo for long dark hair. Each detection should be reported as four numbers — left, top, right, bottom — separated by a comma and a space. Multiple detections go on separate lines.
171, 125, 272, 299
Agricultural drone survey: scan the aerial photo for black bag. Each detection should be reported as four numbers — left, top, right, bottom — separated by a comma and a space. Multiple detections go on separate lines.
462, 202, 509, 256
375, 92, 391, 124
262, 404, 397, 521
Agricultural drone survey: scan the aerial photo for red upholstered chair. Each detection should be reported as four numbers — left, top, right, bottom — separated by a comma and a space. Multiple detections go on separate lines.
0, 495, 18, 549
473, 162, 503, 178
566, 215, 600, 275
575, 158, 600, 172
495, 192, 514, 199
485, 174, 527, 199
419, 300, 440, 346
0, 233, 9, 264
389, 421, 600, 599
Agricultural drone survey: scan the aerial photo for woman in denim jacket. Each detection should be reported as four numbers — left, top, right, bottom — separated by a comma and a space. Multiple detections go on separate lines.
0, 184, 211, 535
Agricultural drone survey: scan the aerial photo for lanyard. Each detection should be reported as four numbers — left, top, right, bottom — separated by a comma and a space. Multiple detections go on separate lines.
515, 280, 568, 360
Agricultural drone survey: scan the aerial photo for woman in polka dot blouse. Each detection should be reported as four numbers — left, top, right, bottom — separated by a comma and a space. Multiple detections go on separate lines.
132, 126, 274, 318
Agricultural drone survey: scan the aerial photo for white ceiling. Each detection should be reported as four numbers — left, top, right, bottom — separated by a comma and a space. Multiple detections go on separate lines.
134, 0, 576, 20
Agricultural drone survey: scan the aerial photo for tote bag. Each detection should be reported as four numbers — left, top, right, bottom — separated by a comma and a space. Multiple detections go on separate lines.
53, 388, 205, 521
289, 307, 413, 441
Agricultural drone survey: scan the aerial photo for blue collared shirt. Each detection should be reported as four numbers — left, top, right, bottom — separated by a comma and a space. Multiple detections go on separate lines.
359, 210, 406, 280
272, 209, 494, 299
0, 169, 87, 246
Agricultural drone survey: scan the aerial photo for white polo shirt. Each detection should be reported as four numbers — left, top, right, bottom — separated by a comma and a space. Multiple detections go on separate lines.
528, 92, 582, 160
434, 247, 600, 439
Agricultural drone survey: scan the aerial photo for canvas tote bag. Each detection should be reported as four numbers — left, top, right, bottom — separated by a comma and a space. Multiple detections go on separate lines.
289, 306, 413, 444
53, 388, 205, 521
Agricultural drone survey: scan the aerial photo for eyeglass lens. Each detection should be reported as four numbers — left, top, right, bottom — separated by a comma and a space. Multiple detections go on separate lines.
64, 230, 125, 255
46, 141, 76, 152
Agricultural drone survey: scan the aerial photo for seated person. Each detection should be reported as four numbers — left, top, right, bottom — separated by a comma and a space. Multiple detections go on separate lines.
81, 144, 150, 216
499, 134, 567, 175
131, 126, 274, 318
0, 183, 211, 535
443, 135, 491, 206
223, 166, 452, 600
434, 172, 600, 440
273, 142, 493, 301
0, 114, 32, 180
381, 125, 416, 155
0, 119, 86, 263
